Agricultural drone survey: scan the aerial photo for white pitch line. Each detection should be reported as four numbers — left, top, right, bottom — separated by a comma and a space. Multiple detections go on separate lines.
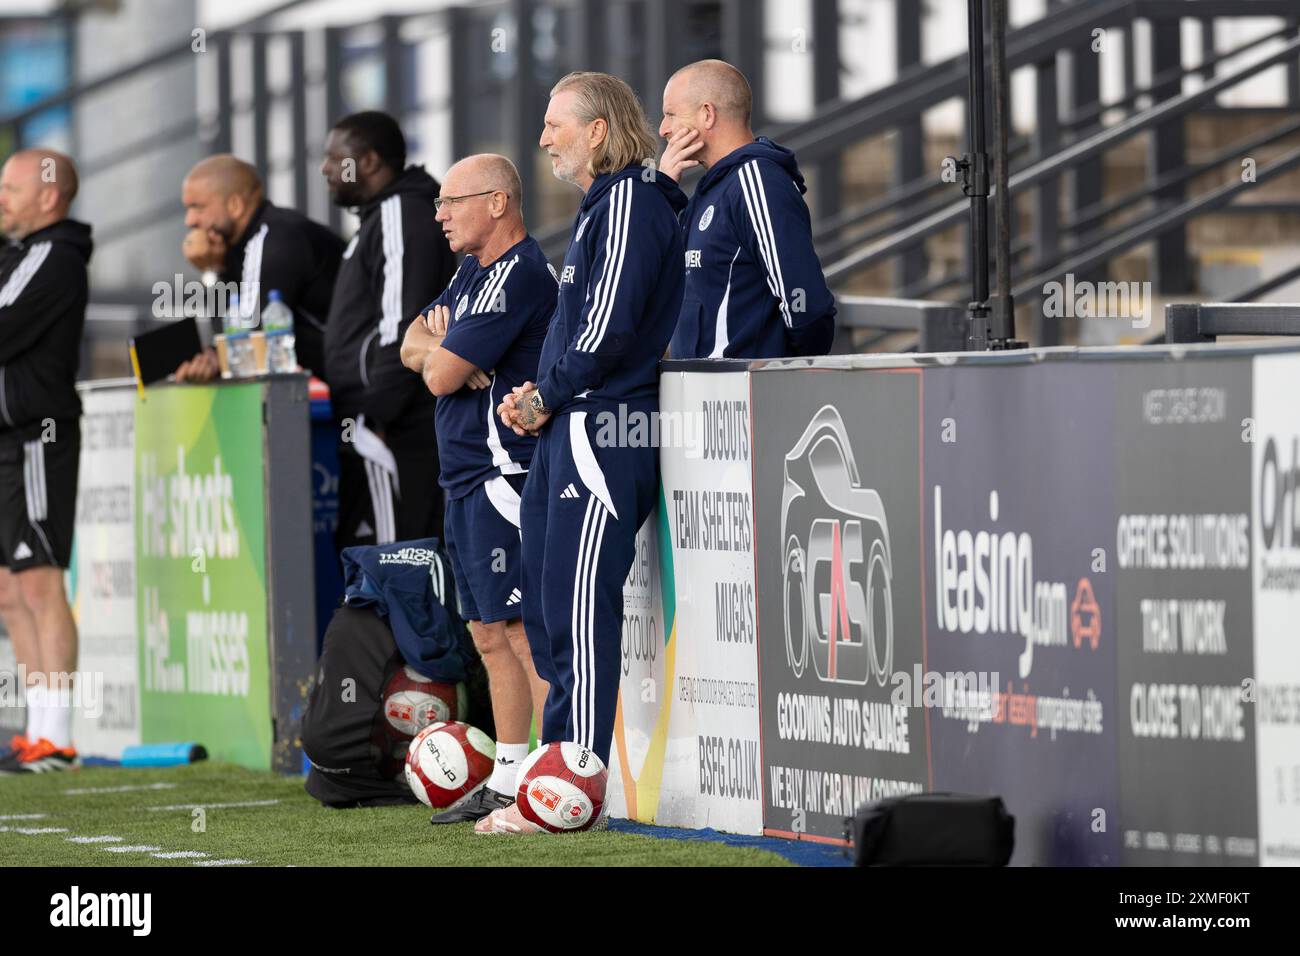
191, 859, 252, 867
101, 845, 162, 853
13, 827, 68, 835
0, 813, 47, 821
61, 782, 178, 796
66, 835, 124, 844
151, 850, 208, 859
145, 799, 280, 812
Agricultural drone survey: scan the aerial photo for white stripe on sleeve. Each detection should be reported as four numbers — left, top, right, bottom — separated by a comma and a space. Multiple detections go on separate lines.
577, 179, 632, 353
239, 224, 269, 327
378, 196, 405, 346
0, 242, 52, 308
738, 161, 793, 327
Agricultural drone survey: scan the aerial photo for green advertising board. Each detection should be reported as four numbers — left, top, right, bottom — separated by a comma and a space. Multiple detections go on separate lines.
135, 383, 272, 768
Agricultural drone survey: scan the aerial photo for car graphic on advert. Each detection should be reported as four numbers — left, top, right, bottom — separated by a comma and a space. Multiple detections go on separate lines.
781, 404, 894, 686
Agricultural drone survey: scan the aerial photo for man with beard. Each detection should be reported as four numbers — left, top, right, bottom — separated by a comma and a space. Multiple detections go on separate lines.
484, 73, 687, 835
175, 155, 344, 381
321, 111, 457, 548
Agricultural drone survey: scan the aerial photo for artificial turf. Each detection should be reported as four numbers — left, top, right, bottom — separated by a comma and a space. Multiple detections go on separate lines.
0, 762, 791, 867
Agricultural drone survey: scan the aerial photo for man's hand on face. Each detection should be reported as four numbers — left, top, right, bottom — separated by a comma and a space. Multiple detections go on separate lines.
659, 127, 704, 182
182, 228, 227, 272
173, 348, 220, 384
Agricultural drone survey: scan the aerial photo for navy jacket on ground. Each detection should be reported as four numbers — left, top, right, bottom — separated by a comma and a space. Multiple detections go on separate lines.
670, 137, 836, 359
535, 164, 687, 415
341, 538, 470, 682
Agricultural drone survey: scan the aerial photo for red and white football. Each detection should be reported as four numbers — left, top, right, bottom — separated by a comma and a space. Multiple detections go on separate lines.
515, 742, 608, 833
404, 722, 496, 809
382, 665, 465, 738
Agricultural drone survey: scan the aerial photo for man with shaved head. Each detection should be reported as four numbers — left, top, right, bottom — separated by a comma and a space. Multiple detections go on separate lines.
397, 152, 556, 823
320, 111, 456, 552
176, 153, 344, 381
0, 148, 93, 772
659, 59, 836, 358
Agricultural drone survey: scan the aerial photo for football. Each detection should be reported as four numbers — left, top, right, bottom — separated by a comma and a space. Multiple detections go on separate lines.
404, 722, 496, 808
382, 665, 465, 738
515, 742, 608, 833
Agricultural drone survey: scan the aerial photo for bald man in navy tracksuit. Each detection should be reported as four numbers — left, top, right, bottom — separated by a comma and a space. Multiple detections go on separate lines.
659, 59, 835, 359
484, 72, 686, 835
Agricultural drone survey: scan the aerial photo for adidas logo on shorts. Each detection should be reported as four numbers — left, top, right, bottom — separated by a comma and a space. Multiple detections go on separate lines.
560, 483, 581, 499
506, 588, 522, 606
13, 542, 33, 561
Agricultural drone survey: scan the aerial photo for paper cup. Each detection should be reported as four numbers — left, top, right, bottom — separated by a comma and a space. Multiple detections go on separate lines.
214, 334, 232, 379
250, 331, 268, 375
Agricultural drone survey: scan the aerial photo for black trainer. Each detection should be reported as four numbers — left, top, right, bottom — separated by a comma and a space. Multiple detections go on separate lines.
0, 735, 32, 776
15, 739, 80, 773
429, 786, 514, 825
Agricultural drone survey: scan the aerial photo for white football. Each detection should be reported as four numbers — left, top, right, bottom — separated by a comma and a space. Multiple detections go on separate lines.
404, 721, 496, 808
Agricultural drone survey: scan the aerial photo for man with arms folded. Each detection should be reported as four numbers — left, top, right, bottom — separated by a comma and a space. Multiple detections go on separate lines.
659, 59, 836, 359
400, 154, 555, 822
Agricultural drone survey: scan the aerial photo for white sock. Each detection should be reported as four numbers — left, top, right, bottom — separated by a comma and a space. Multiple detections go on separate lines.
45, 687, 73, 750
488, 742, 530, 795
23, 685, 46, 742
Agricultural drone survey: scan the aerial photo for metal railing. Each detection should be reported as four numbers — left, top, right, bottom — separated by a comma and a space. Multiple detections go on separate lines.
3, 0, 1299, 357
1165, 302, 1300, 342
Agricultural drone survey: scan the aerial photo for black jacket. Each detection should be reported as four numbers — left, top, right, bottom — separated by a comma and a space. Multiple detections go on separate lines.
218, 200, 345, 380
0, 218, 93, 433
324, 166, 456, 429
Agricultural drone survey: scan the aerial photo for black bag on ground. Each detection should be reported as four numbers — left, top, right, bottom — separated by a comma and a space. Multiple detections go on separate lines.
850, 793, 1015, 866
303, 538, 496, 808
301, 606, 495, 808
302, 606, 417, 808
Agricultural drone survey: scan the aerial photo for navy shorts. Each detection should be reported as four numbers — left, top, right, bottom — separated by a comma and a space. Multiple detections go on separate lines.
443, 473, 526, 624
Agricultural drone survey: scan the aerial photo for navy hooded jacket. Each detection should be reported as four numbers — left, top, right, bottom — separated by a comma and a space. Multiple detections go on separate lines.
341, 539, 470, 682
534, 164, 687, 415
670, 137, 836, 360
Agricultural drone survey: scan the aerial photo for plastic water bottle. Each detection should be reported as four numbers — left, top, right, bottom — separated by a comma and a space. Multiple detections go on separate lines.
262, 289, 299, 373
225, 290, 253, 331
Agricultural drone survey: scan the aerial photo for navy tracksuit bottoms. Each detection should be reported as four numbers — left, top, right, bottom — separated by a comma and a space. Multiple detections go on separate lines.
520, 408, 657, 766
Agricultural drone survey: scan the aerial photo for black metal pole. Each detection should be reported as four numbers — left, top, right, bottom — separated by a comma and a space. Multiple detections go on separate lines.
988, 0, 1020, 347
960, 0, 1021, 350
964, 0, 991, 349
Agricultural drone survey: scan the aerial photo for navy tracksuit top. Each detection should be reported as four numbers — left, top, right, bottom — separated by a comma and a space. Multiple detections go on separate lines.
534, 164, 687, 414
670, 136, 836, 360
